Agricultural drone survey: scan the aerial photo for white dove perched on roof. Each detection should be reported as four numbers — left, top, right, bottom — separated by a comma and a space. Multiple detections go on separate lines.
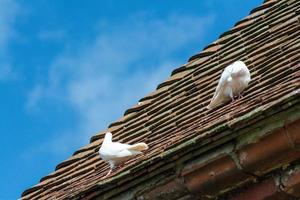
99, 132, 148, 178
207, 61, 251, 110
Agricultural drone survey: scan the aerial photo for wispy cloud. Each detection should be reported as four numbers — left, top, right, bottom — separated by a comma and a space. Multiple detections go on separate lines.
0, 0, 19, 49
0, 0, 20, 81
27, 13, 215, 155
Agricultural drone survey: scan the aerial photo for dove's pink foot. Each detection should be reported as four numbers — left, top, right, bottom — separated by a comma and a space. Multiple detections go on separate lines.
237, 93, 243, 99
119, 163, 125, 168
115, 163, 125, 171
230, 96, 235, 103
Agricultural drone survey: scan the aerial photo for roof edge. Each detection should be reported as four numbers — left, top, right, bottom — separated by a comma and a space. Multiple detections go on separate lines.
72, 90, 300, 199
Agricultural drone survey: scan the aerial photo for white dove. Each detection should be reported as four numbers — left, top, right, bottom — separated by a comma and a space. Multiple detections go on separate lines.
99, 132, 148, 178
207, 61, 251, 110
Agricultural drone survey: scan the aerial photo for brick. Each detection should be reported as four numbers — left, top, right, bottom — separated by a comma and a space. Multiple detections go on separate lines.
183, 155, 252, 197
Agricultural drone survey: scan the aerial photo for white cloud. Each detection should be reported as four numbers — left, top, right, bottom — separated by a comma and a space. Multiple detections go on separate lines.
27, 13, 215, 155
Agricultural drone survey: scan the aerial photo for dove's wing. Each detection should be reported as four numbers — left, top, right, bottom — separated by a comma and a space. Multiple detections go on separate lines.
100, 142, 146, 160
111, 142, 147, 158
100, 142, 129, 158
213, 65, 233, 98
230, 61, 251, 95
100, 142, 146, 168
208, 65, 233, 109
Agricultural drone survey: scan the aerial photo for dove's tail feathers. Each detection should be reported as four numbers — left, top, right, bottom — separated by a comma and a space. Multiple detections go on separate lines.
207, 101, 219, 110
206, 104, 213, 110
207, 98, 221, 110
206, 100, 215, 110
207, 91, 230, 110
127, 143, 148, 151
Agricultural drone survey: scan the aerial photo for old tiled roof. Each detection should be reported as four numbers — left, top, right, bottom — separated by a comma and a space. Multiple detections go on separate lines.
22, 0, 300, 199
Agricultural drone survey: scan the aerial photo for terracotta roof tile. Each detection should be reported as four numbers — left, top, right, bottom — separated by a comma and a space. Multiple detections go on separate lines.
22, 0, 300, 199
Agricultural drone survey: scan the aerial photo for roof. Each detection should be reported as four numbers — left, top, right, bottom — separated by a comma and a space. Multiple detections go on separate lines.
22, 0, 300, 199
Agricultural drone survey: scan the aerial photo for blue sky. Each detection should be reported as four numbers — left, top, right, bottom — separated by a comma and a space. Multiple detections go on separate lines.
0, 0, 262, 199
